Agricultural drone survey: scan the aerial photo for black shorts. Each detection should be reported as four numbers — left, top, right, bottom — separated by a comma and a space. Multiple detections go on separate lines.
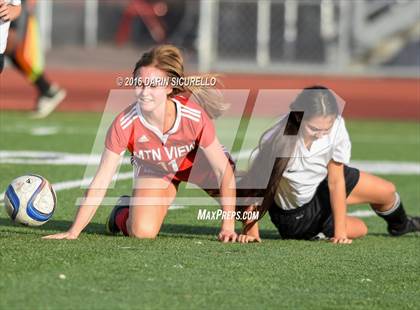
0, 54, 4, 73
268, 166, 360, 240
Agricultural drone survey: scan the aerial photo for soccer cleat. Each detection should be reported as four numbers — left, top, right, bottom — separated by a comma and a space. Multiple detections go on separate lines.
310, 232, 329, 241
31, 85, 67, 119
388, 216, 420, 236
105, 195, 130, 235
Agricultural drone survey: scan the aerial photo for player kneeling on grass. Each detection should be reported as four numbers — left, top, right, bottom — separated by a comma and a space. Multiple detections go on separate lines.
237, 86, 420, 244
44, 45, 237, 242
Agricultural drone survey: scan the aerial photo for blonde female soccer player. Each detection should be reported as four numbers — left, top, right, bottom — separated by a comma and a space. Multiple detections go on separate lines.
237, 86, 420, 244
44, 45, 237, 242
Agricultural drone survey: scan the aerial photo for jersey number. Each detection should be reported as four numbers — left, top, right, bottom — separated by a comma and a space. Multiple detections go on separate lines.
157, 159, 179, 172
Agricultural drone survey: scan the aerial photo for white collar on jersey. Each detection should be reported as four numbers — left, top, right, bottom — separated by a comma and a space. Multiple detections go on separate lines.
135, 98, 181, 144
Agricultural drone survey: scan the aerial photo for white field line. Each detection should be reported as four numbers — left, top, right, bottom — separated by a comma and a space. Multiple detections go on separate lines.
0, 171, 185, 210
30, 126, 60, 136
0, 150, 417, 216
0, 172, 130, 206
347, 210, 375, 218
4, 124, 419, 144
233, 150, 420, 175
0, 150, 418, 175
2, 125, 98, 136
0, 151, 130, 165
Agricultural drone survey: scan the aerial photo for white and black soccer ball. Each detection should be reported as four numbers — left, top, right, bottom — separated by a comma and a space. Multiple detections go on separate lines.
3, 174, 56, 226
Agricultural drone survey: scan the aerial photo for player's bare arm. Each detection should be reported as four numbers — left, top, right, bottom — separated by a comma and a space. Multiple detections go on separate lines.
201, 137, 237, 243
43, 149, 121, 240
327, 160, 352, 244
238, 206, 261, 243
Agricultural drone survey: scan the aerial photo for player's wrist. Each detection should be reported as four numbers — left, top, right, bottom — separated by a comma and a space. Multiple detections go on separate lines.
333, 216, 346, 235
68, 228, 81, 238
333, 228, 347, 239
221, 219, 235, 231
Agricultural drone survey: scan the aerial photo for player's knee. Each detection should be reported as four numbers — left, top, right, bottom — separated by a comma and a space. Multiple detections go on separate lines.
359, 222, 368, 237
348, 218, 368, 239
352, 224, 367, 239
383, 180, 396, 202
386, 181, 396, 195
128, 225, 158, 239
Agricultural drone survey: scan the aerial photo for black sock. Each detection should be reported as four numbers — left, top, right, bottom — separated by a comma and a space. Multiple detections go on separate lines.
375, 193, 408, 232
34, 75, 52, 96
9, 53, 52, 96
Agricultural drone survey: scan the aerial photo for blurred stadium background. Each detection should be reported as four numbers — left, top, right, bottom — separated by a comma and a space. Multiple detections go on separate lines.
1, 0, 419, 119
0, 2, 419, 309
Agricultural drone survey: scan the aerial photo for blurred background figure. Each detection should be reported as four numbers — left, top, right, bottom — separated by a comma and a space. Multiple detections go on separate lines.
116, 0, 167, 45
4, 0, 66, 118
0, 0, 21, 73
0, 0, 418, 120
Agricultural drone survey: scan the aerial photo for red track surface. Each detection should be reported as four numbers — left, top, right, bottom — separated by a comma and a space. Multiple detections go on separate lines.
1, 69, 419, 120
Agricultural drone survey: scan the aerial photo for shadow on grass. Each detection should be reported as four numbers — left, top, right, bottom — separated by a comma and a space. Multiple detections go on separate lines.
0, 218, 104, 236
7, 217, 413, 240
366, 232, 390, 237
0, 217, 281, 240
5, 218, 418, 240
367, 232, 420, 238
159, 224, 281, 240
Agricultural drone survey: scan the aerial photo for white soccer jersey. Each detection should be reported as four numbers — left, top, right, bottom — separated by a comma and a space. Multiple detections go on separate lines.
0, 0, 21, 53
274, 116, 351, 210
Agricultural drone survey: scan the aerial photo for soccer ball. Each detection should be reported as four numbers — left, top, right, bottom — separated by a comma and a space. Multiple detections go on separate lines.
3, 174, 56, 226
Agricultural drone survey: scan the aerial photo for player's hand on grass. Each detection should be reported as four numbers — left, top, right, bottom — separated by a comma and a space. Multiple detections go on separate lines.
42, 231, 79, 240
218, 229, 238, 243
330, 235, 352, 244
237, 234, 261, 243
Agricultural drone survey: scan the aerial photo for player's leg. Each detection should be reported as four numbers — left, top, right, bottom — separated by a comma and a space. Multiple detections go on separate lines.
346, 216, 368, 239
6, 14, 66, 118
128, 178, 177, 238
5, 18, 44, 85
105, 195, 131, 234
108, 178, 177, 239
346, 171, 396, 210
346, 171, 420, 236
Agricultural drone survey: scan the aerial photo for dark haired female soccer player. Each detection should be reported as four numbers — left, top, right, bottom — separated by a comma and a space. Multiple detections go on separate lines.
238, 86, 420, 244
44, 45, 237, 242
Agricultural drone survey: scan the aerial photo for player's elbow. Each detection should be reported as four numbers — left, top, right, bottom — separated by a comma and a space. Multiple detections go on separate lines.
218, 165, 235, 184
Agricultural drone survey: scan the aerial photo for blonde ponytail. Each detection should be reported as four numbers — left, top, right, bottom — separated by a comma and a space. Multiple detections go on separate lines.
179, 74, 229, 119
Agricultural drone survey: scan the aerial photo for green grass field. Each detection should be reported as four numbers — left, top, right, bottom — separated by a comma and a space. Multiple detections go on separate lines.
0, 111, 419, 309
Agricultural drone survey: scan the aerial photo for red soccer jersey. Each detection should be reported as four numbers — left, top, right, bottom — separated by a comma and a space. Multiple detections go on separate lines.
105, 95, 216, 181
